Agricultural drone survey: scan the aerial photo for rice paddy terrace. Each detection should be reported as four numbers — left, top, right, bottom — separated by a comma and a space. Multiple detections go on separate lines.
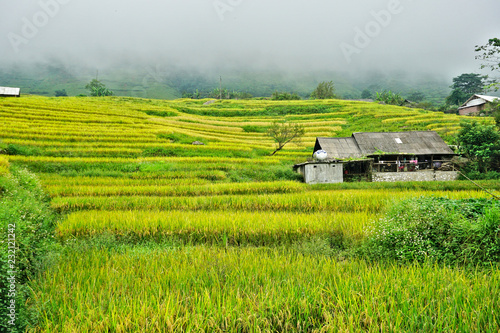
1, 95, 499, 332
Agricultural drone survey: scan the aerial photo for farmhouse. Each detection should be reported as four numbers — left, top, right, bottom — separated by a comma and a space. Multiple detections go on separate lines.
0, 87, 21, 97
458, 94, 499, 116
294, 131, 458, 184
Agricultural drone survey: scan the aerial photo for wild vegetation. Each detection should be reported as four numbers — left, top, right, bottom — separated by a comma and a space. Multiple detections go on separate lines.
1, 95, 499, 332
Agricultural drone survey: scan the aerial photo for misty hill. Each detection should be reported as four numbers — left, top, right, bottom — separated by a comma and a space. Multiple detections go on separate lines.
0, 62, 451, 104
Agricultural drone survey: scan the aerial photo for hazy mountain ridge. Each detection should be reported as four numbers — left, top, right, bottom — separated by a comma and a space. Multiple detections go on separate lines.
0, 61, 451, 103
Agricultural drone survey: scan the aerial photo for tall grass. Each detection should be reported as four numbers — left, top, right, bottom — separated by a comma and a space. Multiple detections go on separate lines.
57, 210, 374, 246
50, 189, 489, 213
45, 181, 305, 198
29, 246, 500, 332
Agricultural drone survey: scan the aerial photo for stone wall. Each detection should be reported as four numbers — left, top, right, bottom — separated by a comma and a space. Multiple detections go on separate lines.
372, 171, 459, 182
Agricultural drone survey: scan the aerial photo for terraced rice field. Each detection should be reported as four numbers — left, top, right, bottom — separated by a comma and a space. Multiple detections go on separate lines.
1, 95, 499, 332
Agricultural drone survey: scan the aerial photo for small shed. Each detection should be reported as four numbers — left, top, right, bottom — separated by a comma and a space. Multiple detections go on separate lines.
293, 160, 343, 184
0, 87, 21, 97
458, 94, 499, 116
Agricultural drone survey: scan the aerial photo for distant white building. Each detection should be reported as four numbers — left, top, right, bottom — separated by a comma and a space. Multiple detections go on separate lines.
0, 87, 20, 97
458, 94, 499, 116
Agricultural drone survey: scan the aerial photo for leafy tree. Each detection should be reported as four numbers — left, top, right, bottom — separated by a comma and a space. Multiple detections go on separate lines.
445, 73, 487, 105
457, 120, 500, 172
375, 90, 405, 106
445, 89, 468, 107
271, 91, 301, 101
54, 89, 67, 97
85, 79, 113, 97
450, 73, 487, 95
310, 81, 336, 99
267, 121, 305, 156
361, 89, 373, 99
475, 38, 500, 73
475, 38, 500, 91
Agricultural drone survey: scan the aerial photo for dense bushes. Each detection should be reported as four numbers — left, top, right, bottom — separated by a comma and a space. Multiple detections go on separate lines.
270, 91, 301, 101
174, 104, 336, 117
3, 144, 42, 157
457, 120, 500, 178
0, 167, 57, 331
364, 197, 500, 266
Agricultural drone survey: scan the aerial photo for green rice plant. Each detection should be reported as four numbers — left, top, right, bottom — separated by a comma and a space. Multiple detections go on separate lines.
45, 181, 305, 198
310, 179, 500, 191
50, 189, 490, 213
0, 156, 9, 176
28, 246, 500, 332
57, 210, 375, 246
37, 174, 213, 187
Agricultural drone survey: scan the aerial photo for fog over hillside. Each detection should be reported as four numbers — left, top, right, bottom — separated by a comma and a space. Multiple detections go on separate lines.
1, 0, 499, 97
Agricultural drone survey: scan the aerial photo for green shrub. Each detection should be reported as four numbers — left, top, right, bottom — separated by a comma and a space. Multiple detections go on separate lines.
242, 125, 268, 133
157, 132, 209, 144
0, 167, 57, 331
141, 147, 177, 157
364, 197, 500, 266
375, 90, 406, 106
271, 91, 301, 101
4, 144, 42, 156
460, 170, 500, 180
143, 110, 177, 117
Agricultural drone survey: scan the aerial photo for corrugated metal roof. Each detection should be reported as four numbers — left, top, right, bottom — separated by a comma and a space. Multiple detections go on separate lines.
460, 94, 499, 108
315, 137, 362, 159
0, 87, 20, 96
474, 94, 500, 103
316, 131, 454, 159
354, 131, 454, 155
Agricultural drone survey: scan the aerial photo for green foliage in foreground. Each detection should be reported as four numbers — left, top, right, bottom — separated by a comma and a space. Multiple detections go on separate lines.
0, 168, 57, 332
365, 197, 500, 266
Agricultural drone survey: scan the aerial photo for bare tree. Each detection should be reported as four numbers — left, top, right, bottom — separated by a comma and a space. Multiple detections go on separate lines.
267, 121, 305, 156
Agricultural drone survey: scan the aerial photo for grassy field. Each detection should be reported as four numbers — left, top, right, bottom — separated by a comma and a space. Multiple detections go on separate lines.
1, 95, 499, 332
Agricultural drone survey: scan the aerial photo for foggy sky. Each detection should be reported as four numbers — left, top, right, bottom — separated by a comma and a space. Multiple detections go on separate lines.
1, 0, 500, 78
